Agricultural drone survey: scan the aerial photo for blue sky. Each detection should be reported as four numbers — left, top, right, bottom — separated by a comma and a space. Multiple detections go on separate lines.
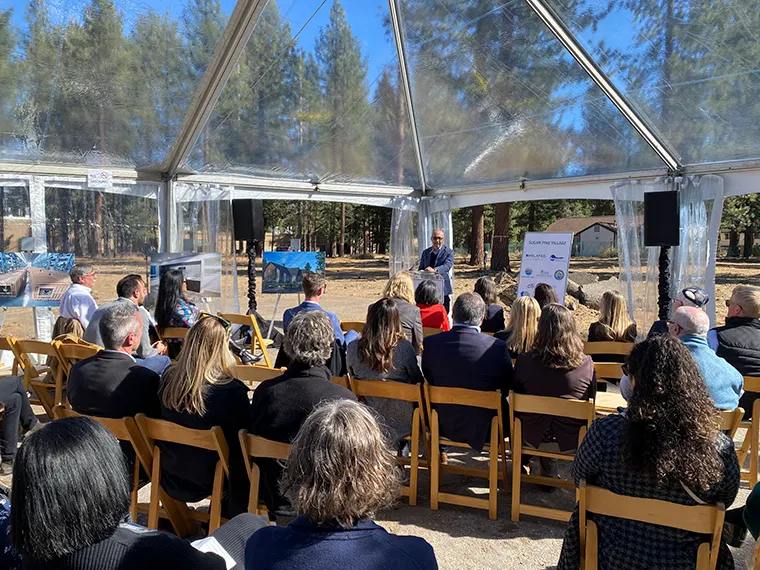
263, 251, 322, 270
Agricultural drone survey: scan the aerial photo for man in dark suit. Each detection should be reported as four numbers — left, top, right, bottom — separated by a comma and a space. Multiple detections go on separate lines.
68, 302, 161, 420
418, 228, 455, 313
422, 292, 514, 458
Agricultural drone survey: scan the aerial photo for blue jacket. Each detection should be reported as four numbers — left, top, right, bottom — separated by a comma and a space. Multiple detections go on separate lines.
245, 517, 437, 570
681, 334, 743, 410
283, 301, 346, 346
418, 245, 454, 296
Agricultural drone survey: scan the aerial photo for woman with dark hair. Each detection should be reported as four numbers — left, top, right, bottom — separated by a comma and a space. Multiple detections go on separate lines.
245, 400, 437, 569
415, 280, 450, 332
533, 283, 559, 309
558, 335, 740, 570
347, 299, 423, 442
11, 417, 265, 569
474, 276, 505, 333
515, 304, 596, 475
155, 269, 199, 358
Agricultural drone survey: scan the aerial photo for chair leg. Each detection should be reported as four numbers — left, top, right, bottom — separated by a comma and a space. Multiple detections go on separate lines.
409, 409, 420, 507
31, 382, 54, 419
488, 418, 498, 520
130, 461, 140, 522
430, 411, 440, 511
148, 447, 162, 529
751, 417, 759, 491
511, 420, 522, 522
586, 520, 599, 570
501, 432, 509, 492
209, 461, 224, 533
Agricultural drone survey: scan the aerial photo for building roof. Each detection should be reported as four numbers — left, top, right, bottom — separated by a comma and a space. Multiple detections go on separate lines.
545, 216, 618, 235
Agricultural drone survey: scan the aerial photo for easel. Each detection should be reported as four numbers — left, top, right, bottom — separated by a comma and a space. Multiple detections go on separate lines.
266, 293, 300, 340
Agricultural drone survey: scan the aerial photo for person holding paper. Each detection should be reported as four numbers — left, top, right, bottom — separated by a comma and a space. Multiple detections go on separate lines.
418, 229, 454, 313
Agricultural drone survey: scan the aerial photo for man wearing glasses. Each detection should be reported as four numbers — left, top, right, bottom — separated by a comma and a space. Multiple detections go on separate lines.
59, 264, 98, 329
418, 229, 454, 313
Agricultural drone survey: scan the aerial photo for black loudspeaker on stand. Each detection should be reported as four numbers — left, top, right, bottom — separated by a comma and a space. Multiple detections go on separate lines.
644, 190, 680, 320
232, 199, 265, 242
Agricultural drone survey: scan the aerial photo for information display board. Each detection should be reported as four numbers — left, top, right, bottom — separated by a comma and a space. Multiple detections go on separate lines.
0, 253, 75, 307
517, 232, 573, 303
262, 251, 325, 294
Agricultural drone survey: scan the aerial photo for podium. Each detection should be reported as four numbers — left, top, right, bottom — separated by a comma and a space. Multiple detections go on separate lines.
411, 271, 445, 301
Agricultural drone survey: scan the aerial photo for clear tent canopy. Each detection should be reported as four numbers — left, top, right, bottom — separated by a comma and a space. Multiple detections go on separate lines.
1, 0, 759, 319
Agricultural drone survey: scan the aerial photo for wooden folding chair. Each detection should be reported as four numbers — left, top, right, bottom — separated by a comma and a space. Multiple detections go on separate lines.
331, 375, 350, 390
238, 430, 291, 516
158, 327, 189, 342
423, 382, 508, 520
584, 342, 633, 384
510, 391, 595, 522
14, 339, 60, 418
737, 376, 760, 490
719, 408, 744, 439
577, 480, 725, 570
423, 327, 443, 338
0, 336, 20, 376
219, 312, 274, 368
231, 364, 285, 386
350, 378, 430, 506
340, 321, 365, 334
54, 341, 101, 389
135, 414, 230, 533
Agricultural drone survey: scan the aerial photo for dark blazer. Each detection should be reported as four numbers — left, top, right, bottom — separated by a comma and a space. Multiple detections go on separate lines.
245, 517, 438, 570
481, 304, 506, 333
418, 245, 454, 296
421, 327, 514, 451
68, 351, 161, 419
515, 351, 596, 451
248, 364, 357, 510
159, 378, 250, 516
393, 298, 423, 354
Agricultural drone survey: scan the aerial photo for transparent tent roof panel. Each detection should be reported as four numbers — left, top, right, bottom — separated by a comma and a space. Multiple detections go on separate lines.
186, 0, 421, 188
0, 0, 237, 168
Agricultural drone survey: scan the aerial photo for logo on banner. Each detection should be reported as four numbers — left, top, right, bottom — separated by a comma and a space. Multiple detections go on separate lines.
550, 254, 565, 262
554, 270, 565, 280
527, 283, 536, 289
524, 268, 533, 276
519, 291, 527, 297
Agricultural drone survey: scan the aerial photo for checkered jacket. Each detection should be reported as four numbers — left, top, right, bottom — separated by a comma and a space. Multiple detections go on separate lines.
557, 414, 739, 570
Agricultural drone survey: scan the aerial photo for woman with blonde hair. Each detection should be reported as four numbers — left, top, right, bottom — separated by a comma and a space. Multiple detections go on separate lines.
495, 296, 540, 359
159, 315, 250, 516
382, 272, 423, 353
245, 400, 437, 569
347, 299, 423, 443
588, 290, 637, 342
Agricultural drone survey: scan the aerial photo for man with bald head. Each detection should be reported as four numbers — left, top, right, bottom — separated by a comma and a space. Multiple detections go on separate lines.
669, 306, 743, 410
418, 229, 455, 313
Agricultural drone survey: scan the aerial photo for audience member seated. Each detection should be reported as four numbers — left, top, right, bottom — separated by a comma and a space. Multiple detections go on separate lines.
85, 274, 169, 366
249, 311, 357, 512
415, 279, 450, 332
648, 286, 709, 337
495, 296, 540, 359
245, 400, 437, 570
283, 272, 357, 346
383, 271, 424, 354
347, 298, 423, 444
422, 292, 513, 457
68, 302, 161, 420
155, 269, 199, 359
11, 417, 266, 570
474, 276, 505, 333
0, 375, 41, 474
515, 304, 596, 476
533, 282, 558, 309
587, 291, 636, 344
557, 335, 739, 570
159, 315, 250, 517
709, 285, 760, 419
58, 264, 98, 329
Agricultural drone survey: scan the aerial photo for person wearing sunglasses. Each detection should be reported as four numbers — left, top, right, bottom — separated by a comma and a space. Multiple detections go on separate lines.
646, 286, 709, 338
418, 229, 454, 314
158, 315, 251, 517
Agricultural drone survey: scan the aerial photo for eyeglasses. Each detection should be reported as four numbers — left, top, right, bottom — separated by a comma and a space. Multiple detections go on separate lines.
198, 312, 231, 333
431, 236, 444, 241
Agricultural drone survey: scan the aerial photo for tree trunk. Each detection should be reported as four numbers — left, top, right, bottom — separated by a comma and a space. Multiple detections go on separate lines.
528, 202, 536, 232
744, 227, 755, 258
339, 203, 346, 256
59, 189, 70, 252
729, 230, 740, 257
490, 202, 511, 272
468, 205, 484, 266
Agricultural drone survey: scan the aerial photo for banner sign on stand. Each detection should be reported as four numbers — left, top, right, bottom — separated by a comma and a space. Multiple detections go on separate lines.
517, 232, 573, 303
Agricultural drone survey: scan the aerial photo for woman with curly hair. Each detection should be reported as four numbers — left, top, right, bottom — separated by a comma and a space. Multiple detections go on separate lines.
557, 334, 740, 570
245, 400, 437, 569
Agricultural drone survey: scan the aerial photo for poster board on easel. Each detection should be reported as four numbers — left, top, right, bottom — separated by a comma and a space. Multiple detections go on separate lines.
517, 232, 573, 303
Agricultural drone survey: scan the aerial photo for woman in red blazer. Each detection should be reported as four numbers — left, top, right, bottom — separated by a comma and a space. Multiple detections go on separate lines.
415, 279, 450, 332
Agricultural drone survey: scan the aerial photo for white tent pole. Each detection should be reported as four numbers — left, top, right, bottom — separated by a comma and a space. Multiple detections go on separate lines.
161, 0, 269, 178
525, 0, 682, 172
388, 0, 428, 194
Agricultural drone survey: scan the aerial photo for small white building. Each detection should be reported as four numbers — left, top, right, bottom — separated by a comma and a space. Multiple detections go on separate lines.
546, 216, 617, 257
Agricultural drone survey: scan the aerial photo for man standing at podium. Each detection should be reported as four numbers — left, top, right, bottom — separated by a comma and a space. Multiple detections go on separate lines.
419, 229, 454, 313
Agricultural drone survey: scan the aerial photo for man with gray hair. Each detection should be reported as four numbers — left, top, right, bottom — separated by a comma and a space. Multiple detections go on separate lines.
422, 292, 514, 457
67, 302, 161, 420
59, 263, 98, 329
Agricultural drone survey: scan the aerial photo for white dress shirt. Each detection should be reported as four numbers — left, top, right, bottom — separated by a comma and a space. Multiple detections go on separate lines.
59, 283, 98, 329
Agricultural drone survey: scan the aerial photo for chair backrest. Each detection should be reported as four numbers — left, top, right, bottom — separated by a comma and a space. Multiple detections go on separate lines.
231, 364, 284, 384
351, 378, 424, 404
331, 376, 350, 390
423, 327, 442, 338
14, 339, 59, 379
54, 341, 102, 378
340, 321, 365, 334
218, 313, 255, 327
159, 327, 189, 341
218, 312, 273, 367
424, 382, 502, 411
583, 341, 634, 356
593, 362, 623, 383
510, 391, 595, 424
0, 336, 20, 374
578, 480, 725, 570
135, 414, 229, 477
718, 408, 744, 438
744, 376, 760, 394
238, 429, 292, 514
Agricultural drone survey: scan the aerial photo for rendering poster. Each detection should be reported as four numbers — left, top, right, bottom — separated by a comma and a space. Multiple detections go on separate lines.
0, 253, 75, 307
517, 232, 573, 303
262, 252, 325, 294
149, 253, 222, 298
